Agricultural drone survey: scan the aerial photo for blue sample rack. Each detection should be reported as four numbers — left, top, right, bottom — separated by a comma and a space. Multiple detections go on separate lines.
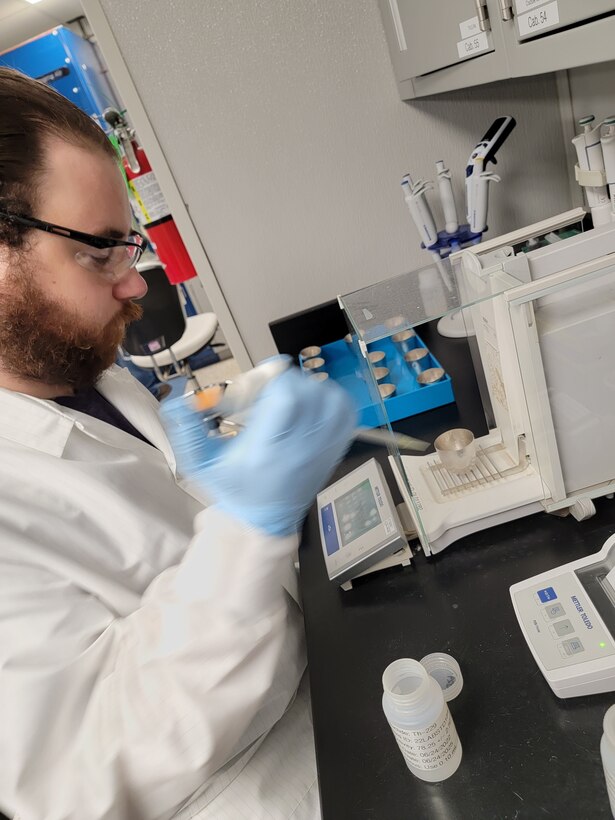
301, 332, 454, 428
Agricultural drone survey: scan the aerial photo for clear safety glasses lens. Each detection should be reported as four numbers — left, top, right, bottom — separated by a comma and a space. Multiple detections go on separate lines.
74, 238, 144, 281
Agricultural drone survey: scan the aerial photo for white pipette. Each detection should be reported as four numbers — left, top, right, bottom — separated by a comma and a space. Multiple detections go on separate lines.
401, 174, 438, 249
469, 171, 501, 234
572, 115, 611, 226
401, 173, 454, 292
217, 418, 429, 453
436, 160, 458, 234
353, 426, 429, 452
465, 115, 516, 233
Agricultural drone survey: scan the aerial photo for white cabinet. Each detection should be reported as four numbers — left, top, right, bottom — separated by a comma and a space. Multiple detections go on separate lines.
379, 0, 509, 97
511, 0, 615, 41
505, 0, 615, 79
379, 0, 615, 98
385, 1, 494, 78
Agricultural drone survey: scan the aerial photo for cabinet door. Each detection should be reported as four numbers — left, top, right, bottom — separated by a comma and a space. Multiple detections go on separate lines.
501, 0, 615, 77
511, 0, 615, 42
378, 0, 509, 98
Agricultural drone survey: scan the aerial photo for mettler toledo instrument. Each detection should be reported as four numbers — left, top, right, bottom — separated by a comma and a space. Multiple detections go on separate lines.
340, 207, 615, 557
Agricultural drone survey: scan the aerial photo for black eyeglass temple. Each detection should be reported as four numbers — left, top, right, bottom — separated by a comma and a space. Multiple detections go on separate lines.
0, 211, 147, 251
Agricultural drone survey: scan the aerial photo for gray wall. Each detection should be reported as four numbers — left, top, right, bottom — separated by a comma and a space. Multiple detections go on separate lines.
94, 0, 571, 362
568, 60, 615, 124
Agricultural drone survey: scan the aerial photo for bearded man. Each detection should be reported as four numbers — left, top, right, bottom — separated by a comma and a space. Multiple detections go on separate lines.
0, 68, 354, 820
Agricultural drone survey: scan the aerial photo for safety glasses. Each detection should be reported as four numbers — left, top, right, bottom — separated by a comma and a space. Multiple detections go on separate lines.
0, 211, 148, 281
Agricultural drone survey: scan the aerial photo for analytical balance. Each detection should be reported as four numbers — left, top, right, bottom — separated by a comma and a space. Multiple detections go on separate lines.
511, 534, 615, 698
340, 208, 615, 556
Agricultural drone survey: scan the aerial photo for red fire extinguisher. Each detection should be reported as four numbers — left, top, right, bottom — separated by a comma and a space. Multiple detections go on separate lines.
104, 108, 198, 286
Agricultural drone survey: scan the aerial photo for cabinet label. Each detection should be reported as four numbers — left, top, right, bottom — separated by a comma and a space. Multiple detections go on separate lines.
517, 1, 560, 37
459, 16, 480, 40
456, 30, 489, 61
513, 0, 551, 13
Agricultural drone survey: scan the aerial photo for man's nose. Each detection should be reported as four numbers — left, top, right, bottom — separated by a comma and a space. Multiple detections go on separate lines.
112, 266, 148, 301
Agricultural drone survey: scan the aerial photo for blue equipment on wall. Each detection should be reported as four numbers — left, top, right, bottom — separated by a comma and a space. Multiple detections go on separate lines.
0, 26, 119, 129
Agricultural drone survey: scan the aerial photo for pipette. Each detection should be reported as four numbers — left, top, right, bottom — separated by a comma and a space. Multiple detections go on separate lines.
401, 174, 438, 249
572, 114, 611, 226
353, 426, 429, 452
192, 360, 430, 454
401, 172, 454, 291
435, 160, 458, 234
465, 115, 516, 233
212, 416, 429, 453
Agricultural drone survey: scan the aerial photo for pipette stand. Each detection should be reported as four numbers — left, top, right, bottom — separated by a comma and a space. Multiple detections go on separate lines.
423, 224, 482, 255
421, 225, 482, 339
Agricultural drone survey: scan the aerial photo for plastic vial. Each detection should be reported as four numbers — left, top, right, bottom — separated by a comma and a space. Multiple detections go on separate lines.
600, 705, 615, 816
382, 658, 462, 782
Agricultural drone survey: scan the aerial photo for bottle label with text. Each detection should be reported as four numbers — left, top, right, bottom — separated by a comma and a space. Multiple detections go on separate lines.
390, 706, 459, 772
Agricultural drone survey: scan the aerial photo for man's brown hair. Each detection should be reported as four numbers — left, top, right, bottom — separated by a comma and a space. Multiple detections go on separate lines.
0, 67, 116, 248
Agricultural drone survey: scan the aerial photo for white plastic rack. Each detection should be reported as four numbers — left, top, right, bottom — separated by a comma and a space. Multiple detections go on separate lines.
425, 441, 529, 498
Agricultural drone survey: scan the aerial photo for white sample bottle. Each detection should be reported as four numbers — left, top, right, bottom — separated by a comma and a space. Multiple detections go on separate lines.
600, 704, 615, 816
382, 658, 462, 782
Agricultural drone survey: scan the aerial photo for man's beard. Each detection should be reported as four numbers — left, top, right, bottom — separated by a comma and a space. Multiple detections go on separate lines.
0, 260, 143, 391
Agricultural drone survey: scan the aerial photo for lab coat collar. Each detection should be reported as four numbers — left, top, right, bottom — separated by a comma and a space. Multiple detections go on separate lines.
0, 386, 74, 457
0, 366, 177, 469
95, 365, 177, 468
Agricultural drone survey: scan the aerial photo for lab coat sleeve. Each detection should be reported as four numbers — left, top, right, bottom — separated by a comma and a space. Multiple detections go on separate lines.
0, 507, 305, 820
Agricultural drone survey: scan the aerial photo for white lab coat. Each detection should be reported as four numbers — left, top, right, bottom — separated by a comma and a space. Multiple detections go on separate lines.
0, 365, 319, 820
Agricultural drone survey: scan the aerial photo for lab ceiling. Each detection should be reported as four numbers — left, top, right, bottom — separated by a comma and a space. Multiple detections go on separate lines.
0, 0, 83, 54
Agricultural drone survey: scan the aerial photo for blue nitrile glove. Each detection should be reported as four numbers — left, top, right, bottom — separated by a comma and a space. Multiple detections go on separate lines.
161, 365, 357, 536
159, 394, 222, 475
159, 355, 293, 474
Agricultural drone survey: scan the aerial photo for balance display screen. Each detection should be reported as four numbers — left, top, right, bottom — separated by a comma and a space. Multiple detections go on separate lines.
334, 479, 381, 547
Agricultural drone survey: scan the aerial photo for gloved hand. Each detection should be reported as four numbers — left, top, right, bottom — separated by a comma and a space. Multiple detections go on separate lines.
159, 393, 221, 477
160, 362, 357, 536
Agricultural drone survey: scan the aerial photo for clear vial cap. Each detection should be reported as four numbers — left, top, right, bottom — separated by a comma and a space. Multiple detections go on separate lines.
420, 652, 463, 702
